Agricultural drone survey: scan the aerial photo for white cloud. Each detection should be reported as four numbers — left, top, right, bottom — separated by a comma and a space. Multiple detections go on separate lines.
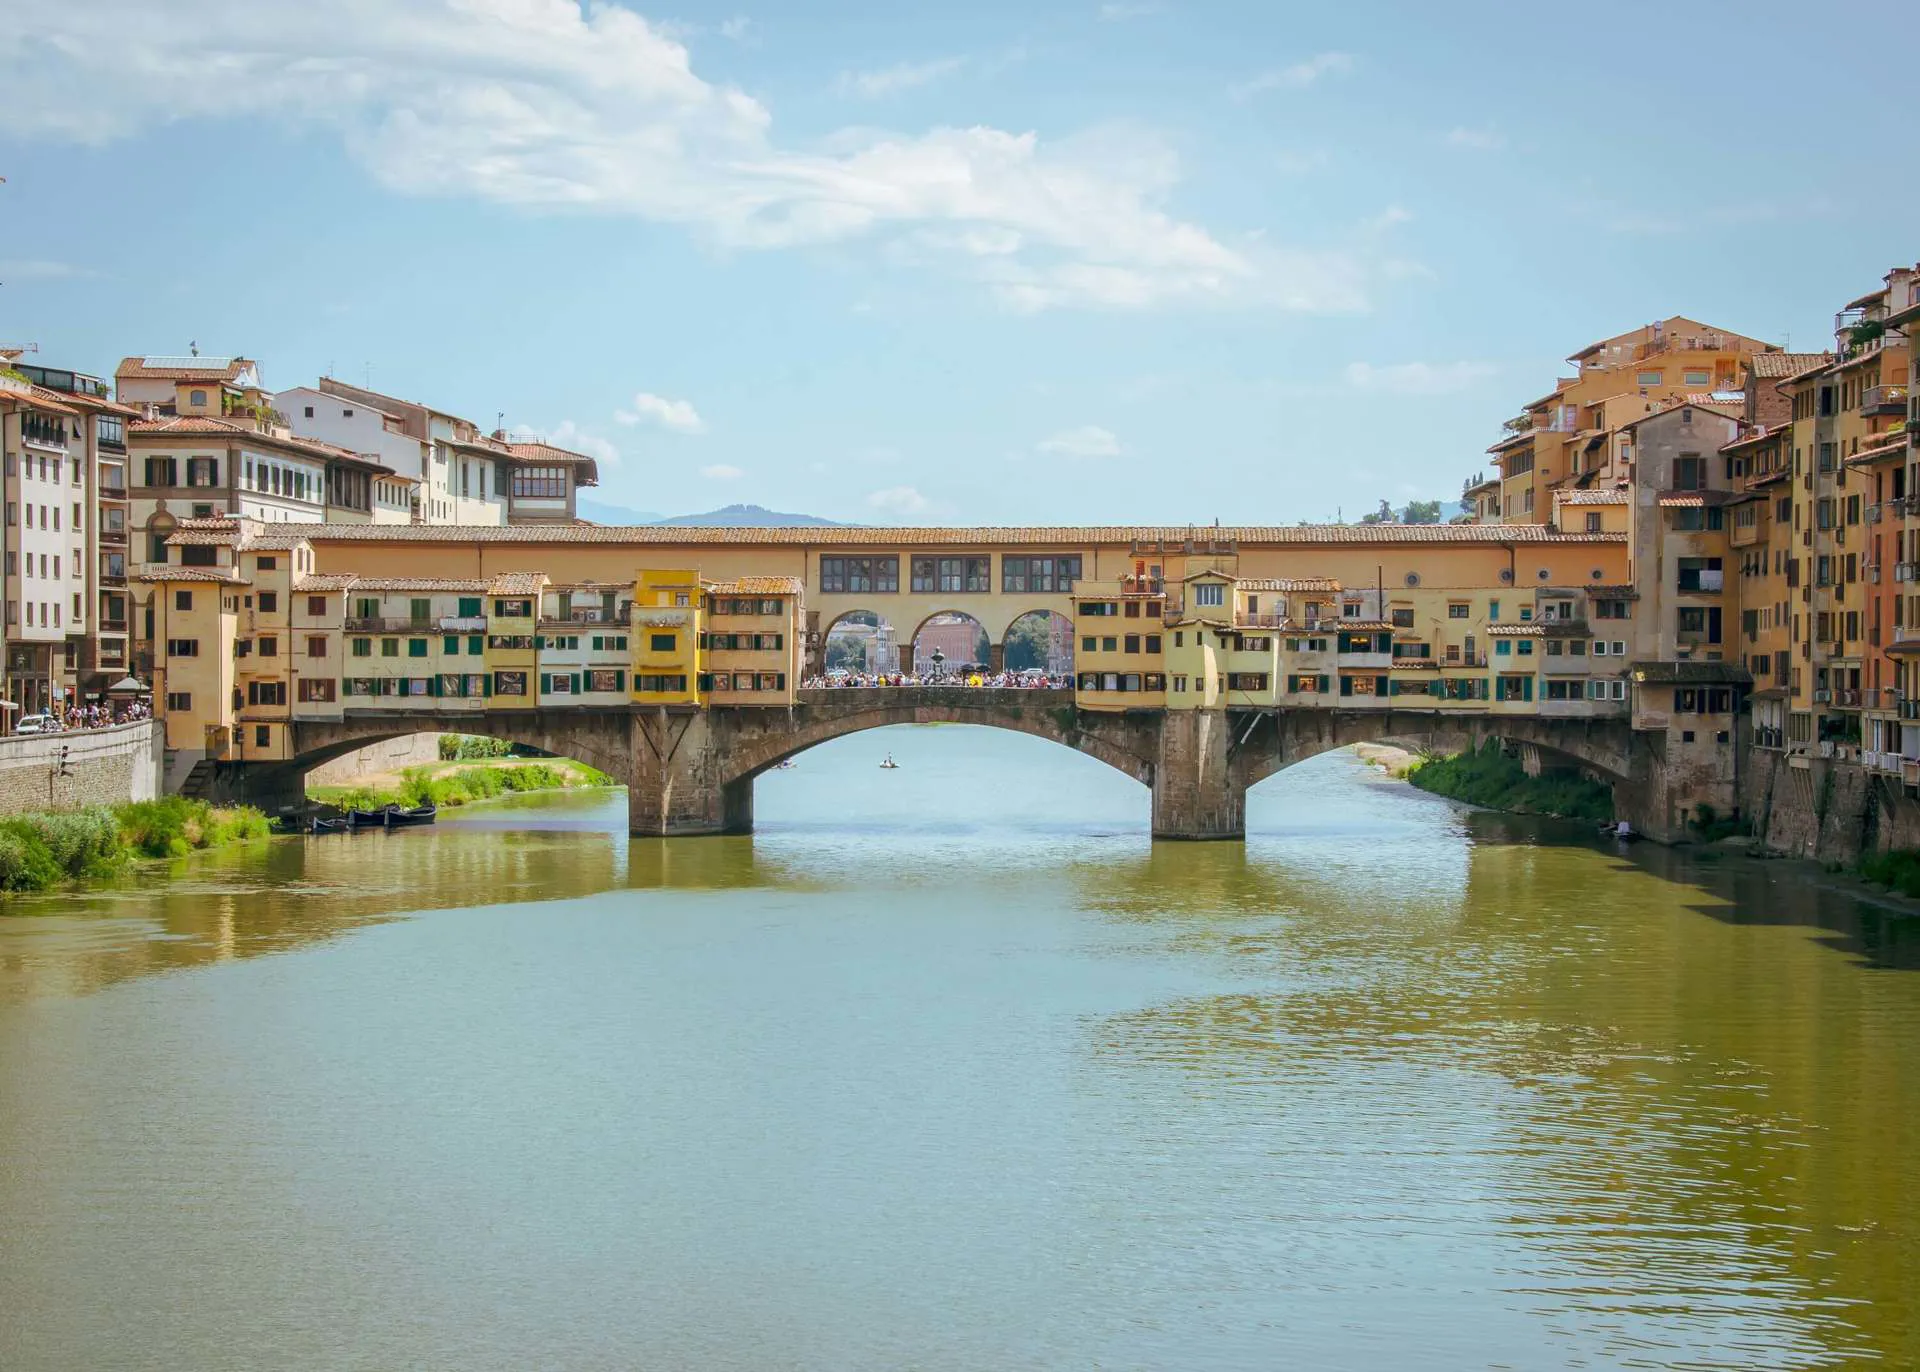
1230, 52, 1353, 101
1037, 424, 1123, 458
614, 392, 705, 434
866, 485, 930, 517
700, 463, 744, 479
1444, 125, 1505, 151
519, 420, 619, 465
0, 259, 95, 281
1098, 2, 1162, 18
718, 15, 751, 40
1360, 204, 1411, 234
1343, 361, 1498, 395
836, 57, 965, 100
0, 1, 1389, 315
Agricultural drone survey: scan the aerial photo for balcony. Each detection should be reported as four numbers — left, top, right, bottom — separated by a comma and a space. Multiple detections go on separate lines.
99, 528, 127, 546
345, 617, 437, 633
1676, 570, 1724, 593
1863, 383, 1908, 416
1338, 651, 1393, 670
1898, 562, 1920, 583
1868, 503, 1884, 523
438, 616, 488, 632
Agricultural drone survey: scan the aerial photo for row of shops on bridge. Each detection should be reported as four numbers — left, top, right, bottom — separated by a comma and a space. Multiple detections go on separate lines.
141, 519, 1746, 778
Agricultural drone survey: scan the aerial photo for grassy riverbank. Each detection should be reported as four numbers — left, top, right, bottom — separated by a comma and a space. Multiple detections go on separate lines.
0, 797, 271, 894
1859, 849, 1920, 899
1406, 742, 1613, 822
310, 758, 614, 813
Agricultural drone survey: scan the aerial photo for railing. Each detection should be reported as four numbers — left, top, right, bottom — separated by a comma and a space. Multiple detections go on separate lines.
1837, 689, 1861, 707
1905, 699, 1920, 722
99, 529, 126, 545
1863, 383, 1907, 415
345, 617, 437, 633
1899, 562, 1920, 582
1753, 726, 1784, 750
1868, 503, 1883, 523
439, 616, 488, 632
1677, 570, 1724, 593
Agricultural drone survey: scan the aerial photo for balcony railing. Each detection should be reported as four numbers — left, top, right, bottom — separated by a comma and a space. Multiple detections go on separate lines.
1863, 383, 1908, 415
345, 617, 436, 633
1677, 570, 1724, 593
99, 529, 127, 545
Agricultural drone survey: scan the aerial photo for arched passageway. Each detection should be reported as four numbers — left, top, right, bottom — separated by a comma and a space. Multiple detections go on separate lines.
821, 610, 899, 676
1002, 609, 1074, 677
909, 612, 990, 678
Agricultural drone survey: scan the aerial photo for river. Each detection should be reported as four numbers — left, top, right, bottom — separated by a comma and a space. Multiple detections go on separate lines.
3, 726, 1919, 1370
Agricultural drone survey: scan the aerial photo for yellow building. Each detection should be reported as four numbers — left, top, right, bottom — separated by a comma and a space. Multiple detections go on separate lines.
631, 569, 703, 706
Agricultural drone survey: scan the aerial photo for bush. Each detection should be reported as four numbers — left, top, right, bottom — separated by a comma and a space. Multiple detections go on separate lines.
1406, 742, 1612, 822
24, 808, 125, 877
1860, 849, 1920, 898
113, 797, 268, 859
439, 734, 516, 761
0, 825, 65, 891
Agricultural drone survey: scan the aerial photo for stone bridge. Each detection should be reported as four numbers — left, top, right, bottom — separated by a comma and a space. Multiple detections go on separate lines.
205, 688, 1681, 839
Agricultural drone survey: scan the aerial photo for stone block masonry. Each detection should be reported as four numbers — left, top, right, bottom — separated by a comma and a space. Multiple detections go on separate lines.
0, 722, 163, 816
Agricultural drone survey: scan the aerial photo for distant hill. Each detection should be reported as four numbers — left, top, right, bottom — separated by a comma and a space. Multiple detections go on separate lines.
576, 497, 664, 525
649, 503, 847, 527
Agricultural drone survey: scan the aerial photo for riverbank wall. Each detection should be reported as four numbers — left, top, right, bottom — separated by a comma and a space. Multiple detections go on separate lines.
0, 722, 163, 817
306, 734, 442, 786
1743, 748, 1920, 864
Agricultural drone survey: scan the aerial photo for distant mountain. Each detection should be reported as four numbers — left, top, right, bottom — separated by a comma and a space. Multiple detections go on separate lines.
649, 503, 847, 527
577, 496, 664, 525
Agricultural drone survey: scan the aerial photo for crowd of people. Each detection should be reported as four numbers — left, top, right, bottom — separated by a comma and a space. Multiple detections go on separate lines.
800, 669, 1071, 690
16, 698, 152, 734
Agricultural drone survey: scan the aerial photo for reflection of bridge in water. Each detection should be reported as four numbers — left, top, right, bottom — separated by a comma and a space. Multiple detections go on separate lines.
203, 686, 1691, 841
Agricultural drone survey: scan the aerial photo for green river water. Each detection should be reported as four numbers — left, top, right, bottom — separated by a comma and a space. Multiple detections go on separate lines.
2, 726, 1919, 1369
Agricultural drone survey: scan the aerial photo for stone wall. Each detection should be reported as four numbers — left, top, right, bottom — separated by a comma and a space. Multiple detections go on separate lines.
0, 721, 163, 816
306, 732, 443, 785
1744, 747, 1920, 864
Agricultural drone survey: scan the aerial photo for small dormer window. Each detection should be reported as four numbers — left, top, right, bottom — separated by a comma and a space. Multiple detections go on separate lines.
304, 406, 314, 418
190, 390, 207, 406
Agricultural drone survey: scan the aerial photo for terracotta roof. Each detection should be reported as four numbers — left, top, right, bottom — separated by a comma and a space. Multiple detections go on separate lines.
291, 574, 361, 592
1487, 430, 1536, 454
1629, 660, 1752, 685
116, 356, 255, 383
1719, 423, 1787, 452
1749, 351, 1834, 379
1333, 620, 1395, 632
1390, 659, 1442, 670
163, 518, 319, 552
0, 382, 79, 417
291, 523, 1627, 548
1846, 436, 1908, 466
1779, 358, 1835, 387
1620, 398, 1744, 431
135, 567, 244, 584
341, 577, 492, 592
1487, 623, 1546, 636
707, 576, 806, 595
1554, 489, 1629, 506
1747, 470, 1790, 488
1587, 585, 1638, 598
488, 572, 547, 595
128, 415, 393, 471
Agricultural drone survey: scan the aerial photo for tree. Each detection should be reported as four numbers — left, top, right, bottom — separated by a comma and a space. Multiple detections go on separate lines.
1358, 499, 1395, 525
1400, 499, 1442, 524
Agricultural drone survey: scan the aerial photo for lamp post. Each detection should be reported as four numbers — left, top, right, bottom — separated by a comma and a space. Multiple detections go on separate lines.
930, 646, 945, 681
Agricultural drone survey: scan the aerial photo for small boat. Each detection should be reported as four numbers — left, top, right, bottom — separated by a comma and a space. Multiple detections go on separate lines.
309, 816, 351, 835
347, 807, 391, 829
879, 754, 899, 770
385, 803, 437, 828
774, 760, 797, 770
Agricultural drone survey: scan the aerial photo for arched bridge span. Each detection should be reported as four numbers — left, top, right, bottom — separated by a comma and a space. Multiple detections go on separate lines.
196, 690, 1683, 840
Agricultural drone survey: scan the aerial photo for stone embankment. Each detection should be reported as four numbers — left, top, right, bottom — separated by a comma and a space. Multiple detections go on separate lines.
0, 722, 162, 817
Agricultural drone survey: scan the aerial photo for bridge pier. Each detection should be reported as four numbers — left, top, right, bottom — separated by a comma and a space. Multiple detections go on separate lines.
627, 709, 755, 837
1151, 708, 1245, 840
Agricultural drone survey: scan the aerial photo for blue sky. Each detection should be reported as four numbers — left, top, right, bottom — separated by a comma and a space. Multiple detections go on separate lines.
1, 0, 1913, 524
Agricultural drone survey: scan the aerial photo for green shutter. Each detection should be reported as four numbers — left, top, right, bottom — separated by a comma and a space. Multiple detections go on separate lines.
1376, 675, 1388, 696
469, 635, 483, 655
614, 670, 625, 691
570, 673, 581, 694
458, 597, 482, 618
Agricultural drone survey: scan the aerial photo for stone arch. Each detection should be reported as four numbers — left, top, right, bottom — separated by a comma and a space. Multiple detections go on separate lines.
905, 610, 992, 676
717, 690, 1156, 788
819, 608, 900, 676
1236, 708, 1636, 792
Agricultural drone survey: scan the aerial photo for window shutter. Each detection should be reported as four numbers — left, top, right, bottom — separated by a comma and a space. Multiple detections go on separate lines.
1376, 675, 1388, 696
540, 673, 551, 693
570, 673, 581, 694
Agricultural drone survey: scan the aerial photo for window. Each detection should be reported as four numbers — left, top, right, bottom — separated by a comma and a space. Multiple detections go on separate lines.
174, 590, 193, 611
351, 638, 372, 657
246, 680, 287, 706
636, 673, 687, 693
1391, 608, 1414, 628
1636, 370, 1662, 386
492, 671, 528, 696
588, 669, 624, 693
259, 637, 278, 657
1082, 636, 1097, 652
165, 692, 192, 712
1194, 582, 1225, 607
1226, 673, 1269, 692
408, 638, 429, 658
186, 457, 219, 488
306, 636, 328, 658
493, 598, 533, 617
1673, 454, 1706, 490
650, 633, 677, 652
1683, 369, 1711, 386
253, 725, 271, 749
257, 591, 278, 613
1001, 555, 1081, 593
381, 639, 399, 657
1586, 512, 1602, 533
1145, 635, 1161, 653
143, 457, 179, 487
510, 466, 569, 499
818, 556, 900, 594
1448, 603, 1469, 618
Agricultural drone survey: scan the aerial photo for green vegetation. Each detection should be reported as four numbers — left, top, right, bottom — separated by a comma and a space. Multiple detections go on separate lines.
1406, 742, 1613, 822
317, 760, 613, 813
1859, 849, 1920, 899
0, 798, 270, 894
438, 734, 518, 761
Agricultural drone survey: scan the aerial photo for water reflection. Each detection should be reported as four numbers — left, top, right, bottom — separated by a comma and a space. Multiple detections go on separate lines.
1, 731, 1918, 1368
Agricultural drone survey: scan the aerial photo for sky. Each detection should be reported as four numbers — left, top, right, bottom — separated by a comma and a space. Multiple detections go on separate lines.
1, 0, 1915, 526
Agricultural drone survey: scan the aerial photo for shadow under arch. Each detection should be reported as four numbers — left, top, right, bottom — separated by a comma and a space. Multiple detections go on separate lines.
1237, 710, 1635, 793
